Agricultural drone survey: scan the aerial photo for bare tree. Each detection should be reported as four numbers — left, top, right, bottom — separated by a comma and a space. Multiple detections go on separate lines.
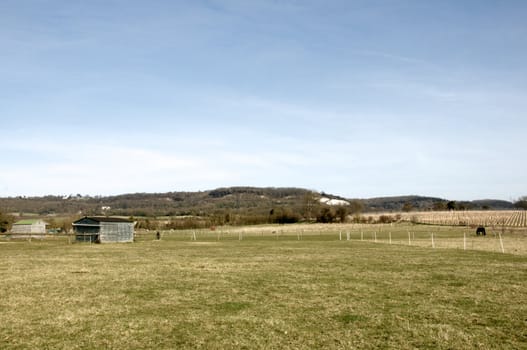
0, 211, 14, 233
514, 196, 527, 210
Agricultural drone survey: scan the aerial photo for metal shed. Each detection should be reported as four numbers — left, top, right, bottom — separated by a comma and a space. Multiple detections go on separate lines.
11, 219, 48, 234
72, 216, 134, 243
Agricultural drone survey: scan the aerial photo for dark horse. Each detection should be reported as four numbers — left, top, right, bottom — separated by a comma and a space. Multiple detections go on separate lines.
476, 226, 486, 236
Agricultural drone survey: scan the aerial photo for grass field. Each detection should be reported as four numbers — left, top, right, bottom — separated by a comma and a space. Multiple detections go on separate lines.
1, 224, 527, 349
150, 223, 527, 255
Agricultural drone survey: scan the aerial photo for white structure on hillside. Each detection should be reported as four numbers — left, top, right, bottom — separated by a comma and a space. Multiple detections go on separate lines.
319, 197, 350, 206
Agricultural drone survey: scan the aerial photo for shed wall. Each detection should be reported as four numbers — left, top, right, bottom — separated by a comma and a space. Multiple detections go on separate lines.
11, 223, 46, 234
74, 225, 100, 242
100, 222, 134, 243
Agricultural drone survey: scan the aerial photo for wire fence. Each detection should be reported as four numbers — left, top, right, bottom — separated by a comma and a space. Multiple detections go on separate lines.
132, 223, 527, 255
2, 223, 526, 255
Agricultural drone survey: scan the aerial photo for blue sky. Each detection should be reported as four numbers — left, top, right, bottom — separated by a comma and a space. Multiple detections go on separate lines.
1, 0, 526, 200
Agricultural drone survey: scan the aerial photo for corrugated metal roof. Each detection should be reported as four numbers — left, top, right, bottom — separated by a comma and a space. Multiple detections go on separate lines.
74, 216, 133, 224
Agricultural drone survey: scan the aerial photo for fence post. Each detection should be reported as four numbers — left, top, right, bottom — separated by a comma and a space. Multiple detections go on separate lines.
498, 232, 505, 253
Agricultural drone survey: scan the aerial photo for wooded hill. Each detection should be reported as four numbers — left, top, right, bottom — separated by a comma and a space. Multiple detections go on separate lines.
362, 196, 514, 212
1, 187, 319, 218
0, 187, 515, 219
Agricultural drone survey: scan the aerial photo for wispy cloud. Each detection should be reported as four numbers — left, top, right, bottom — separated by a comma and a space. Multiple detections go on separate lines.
0, 133, 320, 196
1, 1, 526, 200
355, 49, 438, 68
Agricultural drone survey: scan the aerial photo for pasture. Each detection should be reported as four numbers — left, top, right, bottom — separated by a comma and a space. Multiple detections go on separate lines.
1, 224, 527, 349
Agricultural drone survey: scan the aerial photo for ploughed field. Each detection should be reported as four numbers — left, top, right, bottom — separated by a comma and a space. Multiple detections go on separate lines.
1, 224, 526, 349
399, 210, 527, 227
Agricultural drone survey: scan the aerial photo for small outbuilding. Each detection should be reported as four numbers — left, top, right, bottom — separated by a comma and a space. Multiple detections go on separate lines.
11, 219, 48, 234
72, 216, 135, 243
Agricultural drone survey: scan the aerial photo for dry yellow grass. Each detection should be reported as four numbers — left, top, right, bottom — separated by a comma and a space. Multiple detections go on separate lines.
1, 226, 527, 349
0, 232, 527, 349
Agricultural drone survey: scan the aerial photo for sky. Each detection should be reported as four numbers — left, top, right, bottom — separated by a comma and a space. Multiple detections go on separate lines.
1, 0, 526, 201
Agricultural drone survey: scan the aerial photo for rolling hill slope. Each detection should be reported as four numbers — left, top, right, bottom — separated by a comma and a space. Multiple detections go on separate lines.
0, 187, 514, 218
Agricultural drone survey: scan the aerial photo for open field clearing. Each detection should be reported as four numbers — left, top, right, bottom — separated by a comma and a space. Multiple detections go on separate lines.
1, 225, 527, 349
136, 223, 527, 255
